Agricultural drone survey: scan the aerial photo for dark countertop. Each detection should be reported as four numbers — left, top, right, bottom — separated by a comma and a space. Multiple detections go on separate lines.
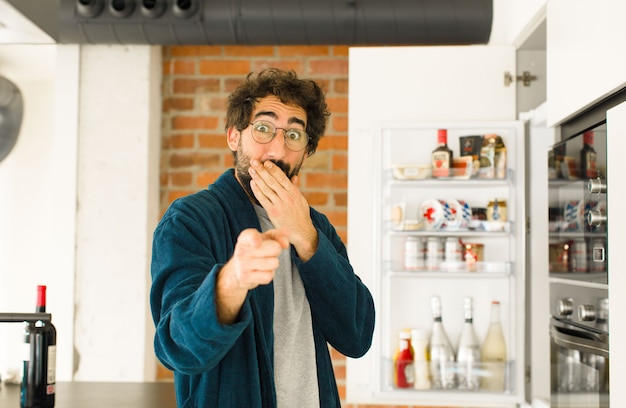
0, 381, 176, 407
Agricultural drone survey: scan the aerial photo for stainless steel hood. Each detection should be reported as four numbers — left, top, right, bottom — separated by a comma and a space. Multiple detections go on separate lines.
5, 0, 492, 45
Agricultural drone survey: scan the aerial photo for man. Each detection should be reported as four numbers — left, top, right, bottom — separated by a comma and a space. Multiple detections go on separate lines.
150, 68, 375, 407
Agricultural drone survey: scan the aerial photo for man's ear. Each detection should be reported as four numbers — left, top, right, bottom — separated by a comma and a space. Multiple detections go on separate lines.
226, 127, 240, 151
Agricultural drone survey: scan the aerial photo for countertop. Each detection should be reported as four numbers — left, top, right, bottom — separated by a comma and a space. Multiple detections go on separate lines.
0, 381, 176, 407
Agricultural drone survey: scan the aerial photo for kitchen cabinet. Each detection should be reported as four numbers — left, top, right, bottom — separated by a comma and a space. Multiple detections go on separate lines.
547, 0, 626, 126
346, 46, 532, 407
606, 100, 626, 407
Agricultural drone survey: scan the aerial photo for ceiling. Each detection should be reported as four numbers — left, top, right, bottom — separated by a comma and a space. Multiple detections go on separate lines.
0, 0, 55, 44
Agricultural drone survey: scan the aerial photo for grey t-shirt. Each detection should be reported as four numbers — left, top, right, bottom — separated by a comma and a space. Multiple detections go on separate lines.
254, 205, 320, 407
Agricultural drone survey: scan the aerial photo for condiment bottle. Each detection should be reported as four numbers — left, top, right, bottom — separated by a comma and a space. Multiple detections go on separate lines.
394, 331, 414, 388
411, 329, 431, 390
432, 129, 453, 178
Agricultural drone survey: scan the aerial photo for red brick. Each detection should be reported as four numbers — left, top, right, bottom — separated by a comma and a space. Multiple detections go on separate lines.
305, 172, 347, 189
332, 154, 348, 171
303, 191, 329, 206
252, 60, 304, 74
170, 134, 195, 149
278, 46, 331, 57
171, 60, 196, 75
199, 60, 252, 75
172, 115, 220, 130
326, 96, 349, 114
334, 78, 349, 94
224, 45, 275, 57
332, 45, 350, 57
196, 171, 223, 187
173, 78, 220, 94
164, 97, 194, 112
170, 46, 221, 57
334, 192, 348, 207
309, 59, 349, 75
198, 133, 228, 149
170, 172, 193, 186
332, 115, 348, 132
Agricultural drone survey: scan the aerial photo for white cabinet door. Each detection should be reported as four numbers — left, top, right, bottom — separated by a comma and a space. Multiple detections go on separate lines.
547, 0, 626, 126
607, 100, 626, 408
347, 46, 522, 407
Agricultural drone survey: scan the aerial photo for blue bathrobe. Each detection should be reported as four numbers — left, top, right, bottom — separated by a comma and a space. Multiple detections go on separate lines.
150, 169, 375, 407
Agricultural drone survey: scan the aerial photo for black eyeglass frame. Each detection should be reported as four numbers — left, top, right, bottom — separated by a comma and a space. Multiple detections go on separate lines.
248, 120, 310, 152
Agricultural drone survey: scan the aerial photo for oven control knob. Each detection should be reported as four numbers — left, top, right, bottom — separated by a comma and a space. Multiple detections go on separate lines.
578, 304, 596, 322
556, 298, 574, 316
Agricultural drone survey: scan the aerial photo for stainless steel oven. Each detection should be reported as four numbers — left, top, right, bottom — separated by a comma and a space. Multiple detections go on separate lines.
547, 90, 626, 407
550, 282, 609, 408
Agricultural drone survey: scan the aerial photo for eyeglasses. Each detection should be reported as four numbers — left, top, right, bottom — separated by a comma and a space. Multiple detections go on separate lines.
249, 120, 309, 152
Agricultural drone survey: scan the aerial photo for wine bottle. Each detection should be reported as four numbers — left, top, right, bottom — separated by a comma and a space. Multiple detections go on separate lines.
456, 297, 481, 390
393, 331, 414, 388
21, 285, 57, 408
428, 296, 456, 389
481, 300, 507, 392
580, 130, 597, 179
431, 129, 453, 178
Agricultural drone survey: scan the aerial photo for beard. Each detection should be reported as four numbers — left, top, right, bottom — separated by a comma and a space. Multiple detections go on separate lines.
234, 145, 302, 206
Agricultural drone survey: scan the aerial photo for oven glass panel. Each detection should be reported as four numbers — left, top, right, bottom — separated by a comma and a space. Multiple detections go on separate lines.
548, 123, 607, 284
551, 323, 609, 408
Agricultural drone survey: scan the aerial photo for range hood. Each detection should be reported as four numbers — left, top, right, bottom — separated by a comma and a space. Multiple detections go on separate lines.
5, 0, 492, 45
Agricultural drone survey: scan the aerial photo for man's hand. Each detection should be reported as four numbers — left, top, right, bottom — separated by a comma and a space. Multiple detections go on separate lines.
248, 160, 318, 260
216, 228, 289, 324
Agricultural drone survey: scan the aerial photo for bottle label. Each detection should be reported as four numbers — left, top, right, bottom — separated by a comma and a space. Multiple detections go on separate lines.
432, 151, 451, 177
47, 345, 57, 388
22, 342, 31, 361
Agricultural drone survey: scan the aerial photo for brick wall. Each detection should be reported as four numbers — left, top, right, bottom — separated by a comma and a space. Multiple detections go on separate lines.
158, 45, 440, 408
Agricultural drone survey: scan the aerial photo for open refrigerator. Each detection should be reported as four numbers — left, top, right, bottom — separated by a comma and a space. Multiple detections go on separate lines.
346, 46, 532, 407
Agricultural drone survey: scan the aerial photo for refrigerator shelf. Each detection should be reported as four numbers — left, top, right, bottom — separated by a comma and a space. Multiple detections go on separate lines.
381, 358, 516, 395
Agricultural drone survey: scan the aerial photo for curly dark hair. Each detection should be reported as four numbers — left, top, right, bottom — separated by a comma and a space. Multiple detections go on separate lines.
225, 68, 330, 156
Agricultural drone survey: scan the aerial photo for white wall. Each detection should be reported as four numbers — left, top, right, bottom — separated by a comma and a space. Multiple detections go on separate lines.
0, 44, 161, 382
0, 44, 74, 381
72, 45, 161, 382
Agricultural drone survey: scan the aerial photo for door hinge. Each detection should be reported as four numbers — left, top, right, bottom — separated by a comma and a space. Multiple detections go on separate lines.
504, 71, 537, 87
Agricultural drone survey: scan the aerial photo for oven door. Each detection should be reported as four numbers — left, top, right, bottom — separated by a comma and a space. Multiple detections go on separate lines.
550, 317, 609, 408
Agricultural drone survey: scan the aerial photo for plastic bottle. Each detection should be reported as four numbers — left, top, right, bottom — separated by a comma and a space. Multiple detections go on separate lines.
411, 328, 431, 390
394, 331, 414, 388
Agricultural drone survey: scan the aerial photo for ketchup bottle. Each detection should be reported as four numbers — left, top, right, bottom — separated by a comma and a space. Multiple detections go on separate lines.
394, 331, 414, 388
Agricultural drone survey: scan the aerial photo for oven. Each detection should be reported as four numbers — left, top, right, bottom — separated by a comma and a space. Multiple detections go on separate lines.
546, 90, 626, 407
550, 282, 609, 408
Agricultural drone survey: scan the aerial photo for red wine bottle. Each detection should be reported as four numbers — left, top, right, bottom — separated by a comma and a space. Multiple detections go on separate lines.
21, 285, 57, 408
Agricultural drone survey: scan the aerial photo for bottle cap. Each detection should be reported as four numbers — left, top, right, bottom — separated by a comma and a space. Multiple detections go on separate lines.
36, 285, 47, 310
437, 129, 447, 144
583, 131, 594, 145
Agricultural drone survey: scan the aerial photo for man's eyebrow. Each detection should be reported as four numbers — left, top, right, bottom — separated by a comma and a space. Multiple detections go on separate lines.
253, 111, 306, 128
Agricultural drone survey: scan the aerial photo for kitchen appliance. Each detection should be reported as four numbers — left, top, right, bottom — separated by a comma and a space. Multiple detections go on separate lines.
548, 89, 626, 408
346, 45, 529, 407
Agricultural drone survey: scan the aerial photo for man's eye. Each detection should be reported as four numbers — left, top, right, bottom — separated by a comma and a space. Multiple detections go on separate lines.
285, 130, 302, 140
255, 123, 272, 133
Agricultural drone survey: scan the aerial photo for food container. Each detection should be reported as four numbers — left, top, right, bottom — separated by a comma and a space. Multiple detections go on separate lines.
393, 164, 431, 180
487, 199, 507, 222
420, 199, 446, 230
549, 241, 571, 273
463, 243, 484, 271
563, 200, 584, 231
